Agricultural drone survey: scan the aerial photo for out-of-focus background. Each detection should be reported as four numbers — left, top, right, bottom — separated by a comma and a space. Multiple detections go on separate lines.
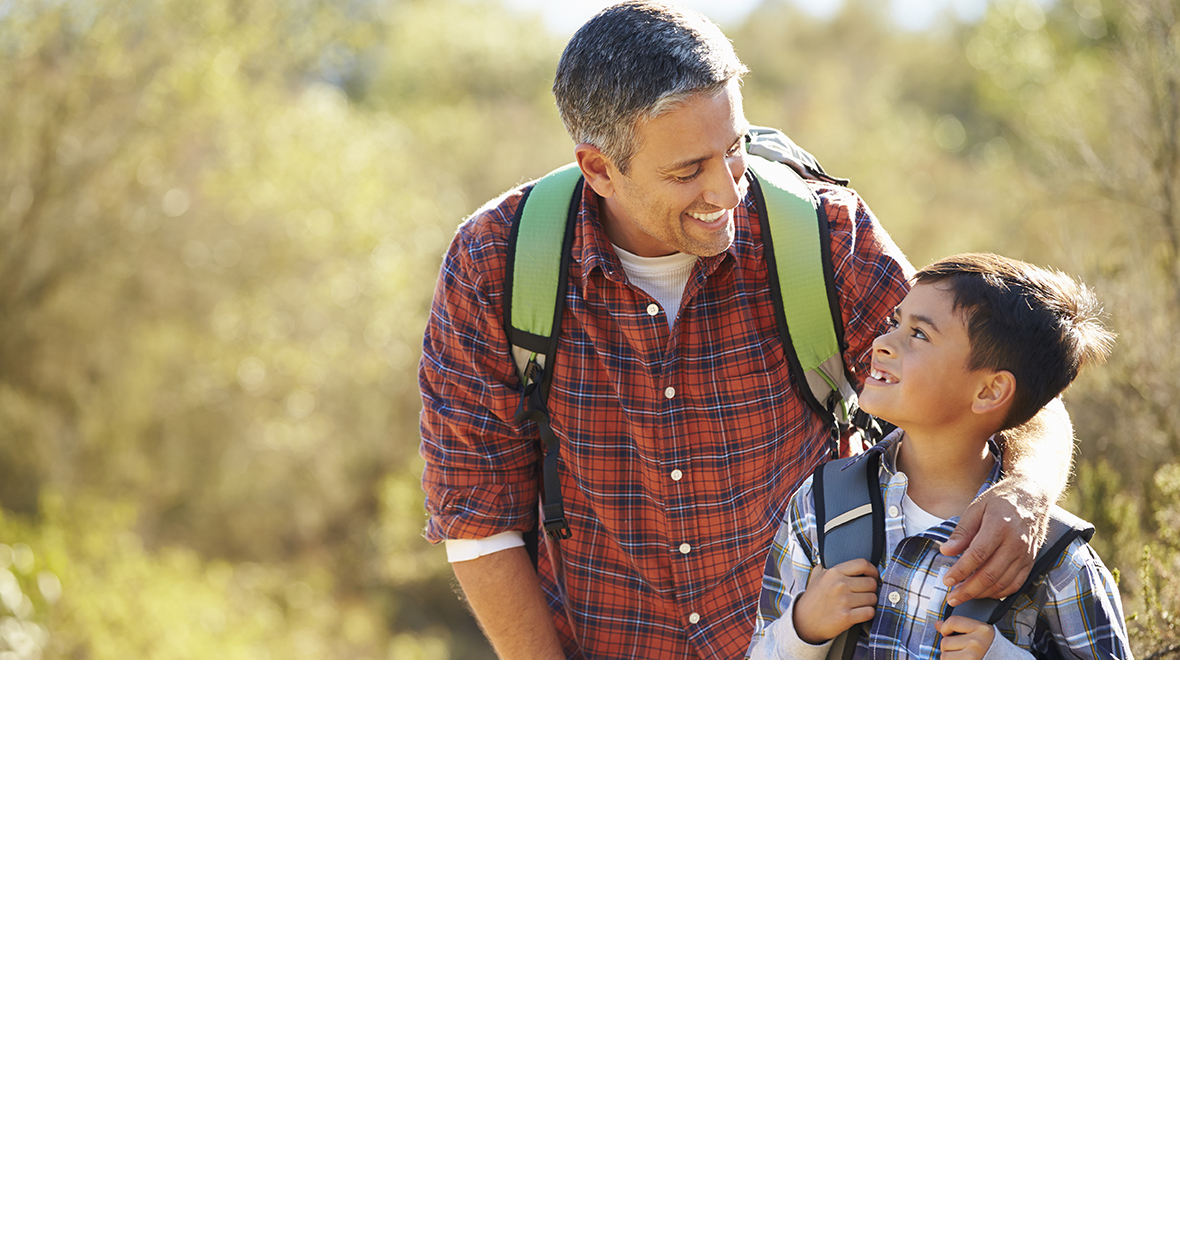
0, 0, 1176, 659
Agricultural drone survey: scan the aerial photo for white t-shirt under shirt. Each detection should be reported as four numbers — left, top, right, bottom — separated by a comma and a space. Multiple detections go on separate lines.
902, 493, 944, 538
445, 245, 698, 563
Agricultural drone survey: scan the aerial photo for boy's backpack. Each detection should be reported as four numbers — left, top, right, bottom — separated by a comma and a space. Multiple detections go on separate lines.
503, 126, 884, 558
812, 447, 1096, 659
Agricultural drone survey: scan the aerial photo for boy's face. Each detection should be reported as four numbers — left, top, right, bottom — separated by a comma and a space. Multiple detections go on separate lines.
577, 79, 749, 258
860, 281, 983, 432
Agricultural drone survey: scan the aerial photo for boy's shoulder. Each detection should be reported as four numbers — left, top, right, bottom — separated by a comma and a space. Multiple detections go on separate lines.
999, 505, 1130, 658
1039, 507, 1115, 590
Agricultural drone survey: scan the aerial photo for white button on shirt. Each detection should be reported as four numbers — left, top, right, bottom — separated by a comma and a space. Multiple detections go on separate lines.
688, 613, 701, 625
664, 387, 676, 398
679, 543, 691, 554
888, 590, 902, 605
888, 505, 900, 518
670, 469, 683, 481
646, 304, 660, 316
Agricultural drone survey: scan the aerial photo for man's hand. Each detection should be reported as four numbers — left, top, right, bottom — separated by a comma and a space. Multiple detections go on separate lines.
939, 396, 1073, 606
794, 559, 878, 644
936, 615, 995, 660
938, 475, 1049, 606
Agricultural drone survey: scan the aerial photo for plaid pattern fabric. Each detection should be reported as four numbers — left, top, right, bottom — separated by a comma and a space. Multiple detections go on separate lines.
747, 430, 1133, 660
419, 176, 912, 659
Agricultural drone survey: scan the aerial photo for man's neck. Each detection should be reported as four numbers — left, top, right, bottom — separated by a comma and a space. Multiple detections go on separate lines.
896, 429, 994, 519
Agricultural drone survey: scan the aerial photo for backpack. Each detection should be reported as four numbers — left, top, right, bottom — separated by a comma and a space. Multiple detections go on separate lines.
503, 126, 884, 559
811, 446, 1096, 659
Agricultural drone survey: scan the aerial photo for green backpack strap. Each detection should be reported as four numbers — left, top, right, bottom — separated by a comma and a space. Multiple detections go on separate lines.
504, 163, 583, 545
745, 152, 868, 455
506, 163, 583, 361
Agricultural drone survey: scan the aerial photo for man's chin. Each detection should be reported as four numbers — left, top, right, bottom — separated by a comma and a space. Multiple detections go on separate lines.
679, 225, 734, 257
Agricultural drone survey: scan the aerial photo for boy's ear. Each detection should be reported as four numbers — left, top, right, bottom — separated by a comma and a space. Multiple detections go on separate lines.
575, 144, 618, 199
971, 370, 1016, 420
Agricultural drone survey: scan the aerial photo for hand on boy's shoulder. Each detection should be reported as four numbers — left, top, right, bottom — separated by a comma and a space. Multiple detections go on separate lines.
796, 559, 878, 645
936, 615, 995, 660
939, 476, 1046, 605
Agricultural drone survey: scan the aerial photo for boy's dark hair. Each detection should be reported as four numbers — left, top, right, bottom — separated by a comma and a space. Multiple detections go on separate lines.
914, 252, 1115, 429
553, 2, 747, 175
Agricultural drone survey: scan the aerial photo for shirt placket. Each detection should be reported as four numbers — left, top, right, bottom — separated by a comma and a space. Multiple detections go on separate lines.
875, 458, 973, 657
650, 260, 722, 641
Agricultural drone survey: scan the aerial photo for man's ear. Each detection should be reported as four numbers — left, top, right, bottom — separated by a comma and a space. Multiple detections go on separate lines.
575, 144, 617, 199
972, 369, 1016, 421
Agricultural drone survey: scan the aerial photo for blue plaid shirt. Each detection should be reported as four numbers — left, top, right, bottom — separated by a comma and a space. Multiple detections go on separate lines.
747, 430, 1132, 660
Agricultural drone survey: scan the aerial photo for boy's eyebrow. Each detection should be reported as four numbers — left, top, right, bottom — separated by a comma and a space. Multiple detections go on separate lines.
897, 307, 943, 334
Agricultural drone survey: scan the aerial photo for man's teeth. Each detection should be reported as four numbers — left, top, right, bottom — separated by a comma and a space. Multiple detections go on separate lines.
688, 209, 725, 222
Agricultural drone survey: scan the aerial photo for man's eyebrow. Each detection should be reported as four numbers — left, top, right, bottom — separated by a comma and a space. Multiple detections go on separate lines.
659, 152, 712, 173
658, 132, 747, 174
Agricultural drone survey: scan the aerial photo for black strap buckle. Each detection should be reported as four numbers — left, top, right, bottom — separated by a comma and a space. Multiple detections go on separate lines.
543, 512, 571, 540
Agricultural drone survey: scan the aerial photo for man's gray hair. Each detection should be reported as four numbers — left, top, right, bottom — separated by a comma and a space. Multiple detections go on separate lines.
553, 1, 748, 175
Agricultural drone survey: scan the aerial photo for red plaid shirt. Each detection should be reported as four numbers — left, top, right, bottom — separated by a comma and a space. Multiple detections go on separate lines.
420, 176, 912, 659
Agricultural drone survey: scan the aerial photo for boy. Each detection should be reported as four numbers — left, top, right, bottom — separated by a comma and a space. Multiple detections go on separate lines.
747, 253, 1131, 660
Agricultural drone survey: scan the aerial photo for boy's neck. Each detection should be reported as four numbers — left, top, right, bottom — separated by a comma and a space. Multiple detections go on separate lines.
895, 428, 994, 519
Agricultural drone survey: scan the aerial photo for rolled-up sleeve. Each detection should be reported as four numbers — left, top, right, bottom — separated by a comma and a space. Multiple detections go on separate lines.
419, 198, 541, 543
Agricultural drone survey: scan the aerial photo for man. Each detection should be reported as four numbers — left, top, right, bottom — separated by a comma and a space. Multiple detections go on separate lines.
418, 1, 1072, 659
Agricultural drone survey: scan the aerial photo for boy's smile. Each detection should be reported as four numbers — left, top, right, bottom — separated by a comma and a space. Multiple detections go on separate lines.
860, 281, 979, 430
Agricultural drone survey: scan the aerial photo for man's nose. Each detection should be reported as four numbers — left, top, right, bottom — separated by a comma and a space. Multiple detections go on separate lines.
704, 152, 747, 208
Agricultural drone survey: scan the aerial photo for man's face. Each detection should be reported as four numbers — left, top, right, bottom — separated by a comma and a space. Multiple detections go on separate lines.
583, 79, 749, 258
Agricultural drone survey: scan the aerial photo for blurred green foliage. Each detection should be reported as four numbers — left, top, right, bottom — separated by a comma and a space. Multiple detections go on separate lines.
1, 0, 1177, 657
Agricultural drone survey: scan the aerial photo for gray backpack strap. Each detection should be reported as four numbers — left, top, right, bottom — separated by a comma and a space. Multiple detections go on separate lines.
813, 450, 886, 660
949, 509, 1095, 627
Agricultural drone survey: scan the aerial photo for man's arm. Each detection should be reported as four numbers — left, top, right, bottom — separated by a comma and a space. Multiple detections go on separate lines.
419, 193, 562, 658
452, 547, 566, 660
940, 397, 1074, 606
